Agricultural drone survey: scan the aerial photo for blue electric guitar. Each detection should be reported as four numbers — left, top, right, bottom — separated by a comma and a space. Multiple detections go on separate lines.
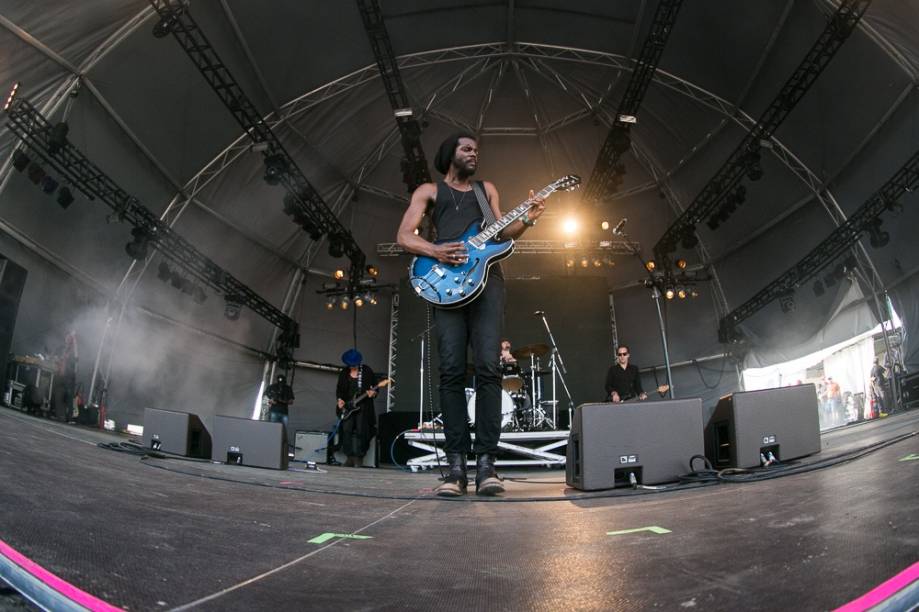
409, 175, 581, 307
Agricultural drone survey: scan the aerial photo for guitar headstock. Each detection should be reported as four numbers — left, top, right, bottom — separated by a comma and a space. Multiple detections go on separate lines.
377, 378, 392, 388
552, 175, 581, 192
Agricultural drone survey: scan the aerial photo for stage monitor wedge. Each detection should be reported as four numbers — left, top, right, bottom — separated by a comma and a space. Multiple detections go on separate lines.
212, 415, 288, 470
705, 384, 820, 469
143, 408, 211, 458
567, 398, 704, 490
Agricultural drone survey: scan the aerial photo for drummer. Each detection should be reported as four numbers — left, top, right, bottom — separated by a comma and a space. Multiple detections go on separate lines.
499, 339, 517, 368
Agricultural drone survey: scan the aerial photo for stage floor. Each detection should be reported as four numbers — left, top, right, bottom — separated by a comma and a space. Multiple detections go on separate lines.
0, 407, 917, 611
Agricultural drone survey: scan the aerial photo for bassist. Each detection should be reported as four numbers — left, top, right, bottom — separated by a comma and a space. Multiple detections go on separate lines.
395, 133, 545, 496
335, 349, 378, 467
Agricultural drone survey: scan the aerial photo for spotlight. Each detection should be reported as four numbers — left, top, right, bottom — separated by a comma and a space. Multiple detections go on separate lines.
179, 277, 194, 295
676, 259, 687, 270
48, 122, 69, 155
645, 260, 656, 272
325, 297, 336, 311
690, 289, 699, 298
868, 219, 889, 248
152, 7, 182, 38
328, 236, 345, 258
665, 288, 675, 300
339, 296, 350, 310
12, 150, 30, 172
366, 264, 379, 278
263, 154, 289, 185
593, 258, 603, 268
778, 290, 796, 314
27, 162, 45, 185
224, 295, 243, 320
813, 280, 825, 297
707, 216, 720, 231
565, 257, 575, 269
40, 175, 58, 194
301, 220, 323, 241
125, 227, 152, 260
600, 221, 610, 231
368, 293, 378, 305
579, 257, 589, 268
57, 187, 74, 209
334, 269, 345, 280
157, 261, 171, 281
677, 287, 687, 299
562, 217, 579, 236
746, 150, 763, 181
192, 286, 207, 304
354, 295, 364, 308
282, 193, 299, 215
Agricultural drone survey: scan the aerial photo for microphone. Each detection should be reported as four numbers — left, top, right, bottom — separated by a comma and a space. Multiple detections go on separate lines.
533, 310, 544, 316
612, 218, 628, 235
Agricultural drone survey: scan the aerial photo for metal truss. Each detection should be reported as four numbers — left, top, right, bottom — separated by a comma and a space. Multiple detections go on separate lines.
386, 292, 399, 413
719, 147, 919, 340
148, 0, 365, 269
653, 0, 873, 262
6, 97, 299, 346
583, 0, 684, 204
356, 0, 432, 192
375, 239, 639, 257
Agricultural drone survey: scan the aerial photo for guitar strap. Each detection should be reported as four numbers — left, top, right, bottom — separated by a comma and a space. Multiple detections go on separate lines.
472, 181, 497, 225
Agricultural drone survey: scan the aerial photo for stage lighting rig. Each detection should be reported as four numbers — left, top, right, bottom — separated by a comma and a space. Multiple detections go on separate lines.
5, 91, 300, 356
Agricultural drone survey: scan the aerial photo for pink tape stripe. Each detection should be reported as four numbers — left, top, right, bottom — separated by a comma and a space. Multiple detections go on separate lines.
0, 538, 123, 612
835, 561, 919, 612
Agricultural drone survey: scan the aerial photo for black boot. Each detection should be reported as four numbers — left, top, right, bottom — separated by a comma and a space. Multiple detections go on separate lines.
435, 453, 468, 497
475, 453, 504, 496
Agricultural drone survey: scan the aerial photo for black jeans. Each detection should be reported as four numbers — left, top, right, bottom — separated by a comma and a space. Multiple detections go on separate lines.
434, 275, 504, 455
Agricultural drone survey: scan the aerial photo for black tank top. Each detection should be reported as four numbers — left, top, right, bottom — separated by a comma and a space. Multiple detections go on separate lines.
430, 180, 503, 278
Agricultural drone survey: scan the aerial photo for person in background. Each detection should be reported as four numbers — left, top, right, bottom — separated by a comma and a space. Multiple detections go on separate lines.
265, 373, 294, 428
335, 349, 378, 467
605, 344, 647, 403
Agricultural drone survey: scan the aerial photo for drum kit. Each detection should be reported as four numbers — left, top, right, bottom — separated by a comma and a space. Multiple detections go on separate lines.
466, 342, 559, 432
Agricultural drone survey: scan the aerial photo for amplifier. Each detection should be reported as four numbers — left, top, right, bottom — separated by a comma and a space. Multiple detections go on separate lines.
142, 408, 211, 458
705, 384, 820, 469
212, 415, 288, 470
900, 371, 919, 408
566, 398, 704, 490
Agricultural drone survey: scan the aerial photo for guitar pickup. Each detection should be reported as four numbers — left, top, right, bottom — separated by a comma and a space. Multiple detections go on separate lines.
431, 266, 446, 278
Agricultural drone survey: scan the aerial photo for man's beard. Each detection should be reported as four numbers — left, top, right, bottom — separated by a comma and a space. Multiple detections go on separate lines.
453, 158, 476, 178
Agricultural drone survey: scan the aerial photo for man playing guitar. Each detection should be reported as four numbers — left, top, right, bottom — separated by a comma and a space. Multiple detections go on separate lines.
605, 344, 648, 403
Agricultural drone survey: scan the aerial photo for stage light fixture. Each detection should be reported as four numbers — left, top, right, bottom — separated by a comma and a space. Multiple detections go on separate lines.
368, 293, 378, 305
328, 236, 345, 258
665, 288, 675, 300
169, 270, 184, 289
676, 259, 687, 270
707, 216, 719, 231
779, 290, 796, 314
224, 295, 243, 321
339, 296, 350, 310
366, 265, 379, 278
3, 82, 19, 111
157, 261, 171, 282
179, 278, 194, 295
690, 289, 699, 298
40, 175, 58, 194
746, 150, 763, 181
57, 187, 74, 209
601, 221, 610, 231
27, 162, 45, 185
868, 219, 889, 248
562, 217, 579, 236
125, 227, 151, 260
12, 150, 29, 172
282, 193, 298, 216
325, 297, 336, 311
677, 287, 687, 299
593, 258, 603, 268
334, 269, 345, 280
263, 154, 288, 185
192, 286, 207, 304
48, 122, 69, 155
681, 231, 698, 250
645, 260, 656, 272
579, 257, 589, 268
565, 257, 575, 269
354, 295, 365, 308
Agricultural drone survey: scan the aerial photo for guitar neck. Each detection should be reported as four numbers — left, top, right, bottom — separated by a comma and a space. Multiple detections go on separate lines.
469, 184, 557, 247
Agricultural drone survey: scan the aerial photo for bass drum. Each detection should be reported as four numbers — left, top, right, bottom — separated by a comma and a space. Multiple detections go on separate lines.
467, 389, 515, 429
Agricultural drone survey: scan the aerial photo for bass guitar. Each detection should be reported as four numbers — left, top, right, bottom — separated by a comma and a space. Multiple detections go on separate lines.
337, 378, 392, 421
409, 175, 581, 307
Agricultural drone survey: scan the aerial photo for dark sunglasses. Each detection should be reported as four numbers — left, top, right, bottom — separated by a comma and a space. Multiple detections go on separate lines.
617, 352, 629, 356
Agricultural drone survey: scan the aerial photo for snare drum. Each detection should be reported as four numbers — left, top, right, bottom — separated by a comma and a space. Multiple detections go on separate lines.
467, 389, 515, 428
501, 363, 524, 393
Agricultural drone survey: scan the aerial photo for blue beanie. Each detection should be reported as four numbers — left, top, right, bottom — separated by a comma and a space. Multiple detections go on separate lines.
341, 348, 363, 367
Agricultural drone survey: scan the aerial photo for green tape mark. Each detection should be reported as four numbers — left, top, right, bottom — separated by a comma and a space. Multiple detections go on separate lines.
308, 532, 374, 545
607, 526, 671, 536
898, 453, 919, 462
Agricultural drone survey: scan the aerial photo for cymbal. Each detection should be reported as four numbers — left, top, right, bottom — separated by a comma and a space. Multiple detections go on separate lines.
512, 343, 550, 359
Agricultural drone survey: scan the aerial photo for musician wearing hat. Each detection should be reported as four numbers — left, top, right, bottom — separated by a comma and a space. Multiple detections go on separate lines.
335, 348, 378, 468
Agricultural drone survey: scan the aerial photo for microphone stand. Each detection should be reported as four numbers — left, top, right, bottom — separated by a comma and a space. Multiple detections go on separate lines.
535, 311, 574, 428
621, 233, 675, 398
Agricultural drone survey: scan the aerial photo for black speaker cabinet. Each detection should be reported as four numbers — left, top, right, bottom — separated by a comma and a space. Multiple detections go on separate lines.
705, 384, 820, 469
566, 398, 704, 490
143, 408, 211, 458
212, 415, 288, 470
0, 256, 26, 384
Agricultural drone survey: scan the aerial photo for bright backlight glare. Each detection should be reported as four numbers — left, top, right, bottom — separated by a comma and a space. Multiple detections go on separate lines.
562, 217, 579, 235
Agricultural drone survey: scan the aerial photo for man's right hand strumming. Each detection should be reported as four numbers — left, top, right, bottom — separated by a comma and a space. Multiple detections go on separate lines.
433, 241, 468, 265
